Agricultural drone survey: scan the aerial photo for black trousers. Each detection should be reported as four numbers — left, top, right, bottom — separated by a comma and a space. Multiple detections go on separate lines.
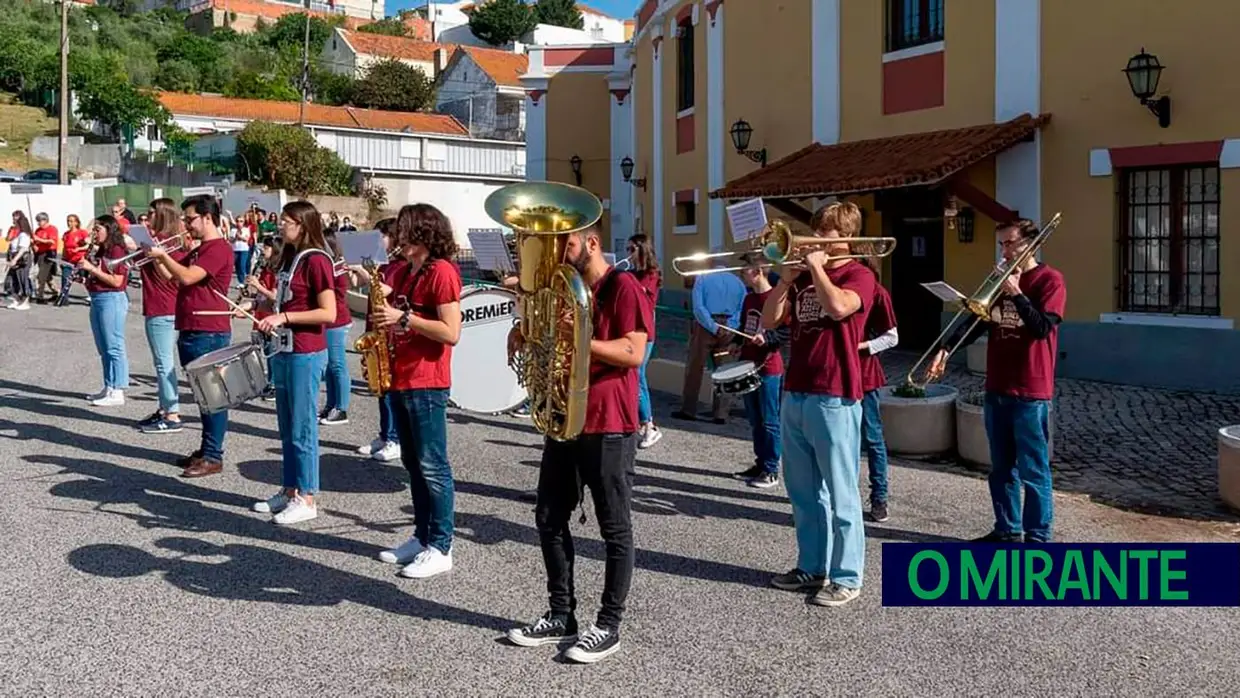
536, 432, 637, 631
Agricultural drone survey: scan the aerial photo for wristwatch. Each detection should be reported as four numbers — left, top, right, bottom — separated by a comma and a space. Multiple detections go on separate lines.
399, 309, 412, 329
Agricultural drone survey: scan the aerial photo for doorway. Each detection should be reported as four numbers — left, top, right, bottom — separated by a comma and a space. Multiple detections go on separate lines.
888, 217, 947, 352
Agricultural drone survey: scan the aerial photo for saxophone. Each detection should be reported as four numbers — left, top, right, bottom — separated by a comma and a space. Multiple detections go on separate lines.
353, 259, 393, 396
484, 182, 602, 442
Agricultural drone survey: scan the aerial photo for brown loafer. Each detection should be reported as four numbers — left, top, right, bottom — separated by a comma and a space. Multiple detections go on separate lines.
176, 451, 203, 469
181, 458, 222, 478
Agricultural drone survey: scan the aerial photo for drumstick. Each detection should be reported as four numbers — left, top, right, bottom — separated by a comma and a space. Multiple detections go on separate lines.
717, 324, 759, 342
192, 310, 237, 316
211, 289, 263, 325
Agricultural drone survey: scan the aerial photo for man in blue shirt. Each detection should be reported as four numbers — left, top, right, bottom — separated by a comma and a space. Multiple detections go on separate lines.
673, 263, 746, 424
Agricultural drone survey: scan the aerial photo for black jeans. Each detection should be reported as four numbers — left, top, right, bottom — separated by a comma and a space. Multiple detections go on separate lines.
536, 432, 637, 631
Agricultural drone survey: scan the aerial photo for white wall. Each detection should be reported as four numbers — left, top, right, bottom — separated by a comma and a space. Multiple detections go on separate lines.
437, 23, 493, 48
527, 23, 609, 46
0, 181, 103, 236
373, 175, 511, 249
221, 185, 286, 219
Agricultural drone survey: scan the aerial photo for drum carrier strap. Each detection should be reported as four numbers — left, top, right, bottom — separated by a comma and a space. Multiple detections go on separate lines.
262, 247, 334, 356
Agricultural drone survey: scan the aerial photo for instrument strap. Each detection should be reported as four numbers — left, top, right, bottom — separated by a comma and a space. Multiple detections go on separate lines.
275, 247, 334, 314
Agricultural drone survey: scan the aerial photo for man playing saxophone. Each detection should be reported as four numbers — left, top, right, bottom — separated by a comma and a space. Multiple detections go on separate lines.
504, 221, 652, 665
927, 218, 1066, 543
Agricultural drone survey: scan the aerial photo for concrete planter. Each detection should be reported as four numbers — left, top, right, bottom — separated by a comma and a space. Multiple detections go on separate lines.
967, 337, 987, 375
878, 384, 958, 456
956, 395, 1056, 468
1219, 426, 1240, 512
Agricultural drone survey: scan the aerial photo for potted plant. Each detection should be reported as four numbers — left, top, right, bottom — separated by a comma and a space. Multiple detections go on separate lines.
1218, 426, 1240, 512
956, 390, 1057, 469
878, 380, 959, 457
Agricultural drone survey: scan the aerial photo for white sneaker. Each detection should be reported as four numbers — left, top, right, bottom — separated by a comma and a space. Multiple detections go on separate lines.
253, 492, 290, 514
398, 547, 452, 579
378, 536, 425, 564
272, 495, 317, 525
639, 425, 662, 449
357, 438, 385, 456
372, 441, 401, 462
14, 300, 29, 310
90, 389, 125, 407
4, 299, 16, 309
85, 387, 108, 402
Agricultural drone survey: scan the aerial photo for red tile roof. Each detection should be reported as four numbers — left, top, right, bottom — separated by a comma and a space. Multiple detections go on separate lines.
709, 114, 1051, 200
155, 92, 469, 136
460, 46, 528, 87
199, 0, 368, 29
340, 30, 447, 63
460, 2, 618, 19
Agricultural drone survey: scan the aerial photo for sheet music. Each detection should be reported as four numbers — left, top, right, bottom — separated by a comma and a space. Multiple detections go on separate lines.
337, 230, 388, 265
126, 225, 154, 247
727, 198, 768, 242
603, 253, 616, 266
467, 228, 515, 274
920, 281, 967, 303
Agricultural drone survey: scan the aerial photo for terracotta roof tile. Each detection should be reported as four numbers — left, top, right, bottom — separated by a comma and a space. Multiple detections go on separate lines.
461, 46, 528, 87
201, 0, 367, 29
460, 1, 617, 19
155, 92, 469, 136
341, 30, 447, 63
710, 113, 1051, 200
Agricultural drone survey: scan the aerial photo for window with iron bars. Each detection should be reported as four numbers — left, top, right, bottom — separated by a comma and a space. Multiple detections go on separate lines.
1117, 165, 1221, 315
885, 0, 944, 53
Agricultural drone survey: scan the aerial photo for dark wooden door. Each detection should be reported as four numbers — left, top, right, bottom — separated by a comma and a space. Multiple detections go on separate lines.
890, 218, 947, 352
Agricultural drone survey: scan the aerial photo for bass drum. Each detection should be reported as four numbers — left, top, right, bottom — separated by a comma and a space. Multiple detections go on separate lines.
449, 285, 527, 414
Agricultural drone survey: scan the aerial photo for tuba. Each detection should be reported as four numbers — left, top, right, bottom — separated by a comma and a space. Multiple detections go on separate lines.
353, 259, 394, 396
485, 182, 602, 442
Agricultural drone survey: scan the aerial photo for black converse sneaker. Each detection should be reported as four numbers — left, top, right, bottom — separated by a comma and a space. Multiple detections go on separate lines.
974, 530, 1023, 543
563, 623, 621, 664
733, 465, 764, 481
770, 568, 827, 591
506, 612, 578, 647
320, 408, 349, 425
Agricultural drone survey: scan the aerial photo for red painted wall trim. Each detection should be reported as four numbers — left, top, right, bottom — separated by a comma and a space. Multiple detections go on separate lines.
674, 189, 696, 204
676, 113, 695, 154
676, 4, 693, 23
1109, 141, 1224, 168
636, 0, 656, 32
882, 50, 945, 115
544, 47, 614, 68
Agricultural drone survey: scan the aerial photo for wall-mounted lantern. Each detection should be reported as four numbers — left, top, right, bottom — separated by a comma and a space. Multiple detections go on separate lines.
1123, 48, 1171, 128
729, 119, 767, 167
570, 154, 583, 186
619, 156, 647, 190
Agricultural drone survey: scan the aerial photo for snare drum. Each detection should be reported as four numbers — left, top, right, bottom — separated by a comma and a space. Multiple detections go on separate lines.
184, 342, 269, 414
710, 360, 762, 397
449, 285, 526, 414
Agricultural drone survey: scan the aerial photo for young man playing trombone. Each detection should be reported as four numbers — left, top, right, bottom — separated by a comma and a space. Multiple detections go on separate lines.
928, 218, 1066, 543
761, 202, 877, 607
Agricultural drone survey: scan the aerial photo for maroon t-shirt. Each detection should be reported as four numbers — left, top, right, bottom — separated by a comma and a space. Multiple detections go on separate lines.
632, 268, 661, 342
86, 244, 129, 294
737, 290, 783, 376
389, 259, 462, 391
140, 243, 186, 317
364, 260, 409, 333
985, 264, 1066, 401
860, 284, 897, 393
280, 253, 336, 354
784, 261, 877, 400
175, 238, 235, 333
584, 268, 653, 435
328, 269, 351, 329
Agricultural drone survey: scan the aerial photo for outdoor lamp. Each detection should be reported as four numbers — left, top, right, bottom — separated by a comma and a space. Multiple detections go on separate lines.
619, 156, 646, 190
1123, 48, 1171, 128
730, 119, 767, 167
570, 154, 583, 185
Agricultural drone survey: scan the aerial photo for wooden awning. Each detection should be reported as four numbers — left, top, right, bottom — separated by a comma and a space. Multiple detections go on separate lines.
709, 113, 1050, 201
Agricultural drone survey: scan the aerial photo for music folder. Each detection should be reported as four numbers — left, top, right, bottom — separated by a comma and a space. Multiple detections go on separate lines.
338, 230, 388, 265
126, 225, 155, 248
920, 281, 967, 303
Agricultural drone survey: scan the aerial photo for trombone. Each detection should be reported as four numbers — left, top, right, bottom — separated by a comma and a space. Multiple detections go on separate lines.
671, 220, 897, 277
104, 235, 187, 271
903, 212, 1063, 390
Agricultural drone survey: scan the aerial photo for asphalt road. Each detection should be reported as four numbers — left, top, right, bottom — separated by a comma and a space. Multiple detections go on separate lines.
2, 293, 1239, 697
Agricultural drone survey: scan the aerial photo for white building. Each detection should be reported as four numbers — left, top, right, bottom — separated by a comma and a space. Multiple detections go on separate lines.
144, 0, 384, 22
435, 46, 528, 141
324, 28, 452, 79
411, 1, 633, 45
142, 92, 527, 248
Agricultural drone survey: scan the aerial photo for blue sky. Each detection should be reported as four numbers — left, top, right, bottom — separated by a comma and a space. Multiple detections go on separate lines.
386, 1, 641, 20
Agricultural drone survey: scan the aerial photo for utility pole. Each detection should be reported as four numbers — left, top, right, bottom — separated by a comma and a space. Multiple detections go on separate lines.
57, 0, 70, 185
298, 3, 311, 125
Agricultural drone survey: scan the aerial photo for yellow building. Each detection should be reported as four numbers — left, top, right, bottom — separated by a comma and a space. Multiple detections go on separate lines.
522, 0, 1240, 392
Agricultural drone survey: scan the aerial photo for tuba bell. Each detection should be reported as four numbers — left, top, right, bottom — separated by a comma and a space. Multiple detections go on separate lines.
485, 181, 602, 442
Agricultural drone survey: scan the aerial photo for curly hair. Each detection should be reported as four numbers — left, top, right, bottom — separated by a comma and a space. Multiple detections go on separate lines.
92, 215, 126, 253
394, 204, 458, 260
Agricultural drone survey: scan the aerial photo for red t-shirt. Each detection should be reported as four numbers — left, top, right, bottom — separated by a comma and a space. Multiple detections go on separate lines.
984, 264, 1066, 401
389, 258, 462, 391
584, 268, 654, 435
280, 253, 335, 354
784, 261, 877, 400
632, 268, 661, 342
86, 244, 129, 294
328, 270, 351, 329
62, 228, 90, 264
175, 238, 235, 333
860, 284, 897, 393
737, 290, 784, 376
33, 224, 59, 254
365, 260, 409, 333
252, 267, 278, 323
141, 242, 186, 318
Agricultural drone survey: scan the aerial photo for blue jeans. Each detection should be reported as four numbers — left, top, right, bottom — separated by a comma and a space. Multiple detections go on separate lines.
637, 343, 654, 424
323, 325, 352, 412
144, 315, 179, 414
89, 291, 129, 390
272, 350, 328, 495
234, 250, 251, 286
781, 392, 864, 587
391, 388, 454, 554
860, 389, 889, 505
984, 392, 1054, 542
377, 393, 398, 443
742, 373, 782, 473
177, 331, 232, 463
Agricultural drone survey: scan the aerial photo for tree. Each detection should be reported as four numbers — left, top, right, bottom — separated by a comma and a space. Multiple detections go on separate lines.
467, 0, 537, 46
225, 71, 301, 102
76, 77, 169, 138
357, 18, 409, 37
309, 67, 356, 107
236, 121, 355, 196
351, 59, 436, 113
534, 0, 583, 29
262, 13, 335, 54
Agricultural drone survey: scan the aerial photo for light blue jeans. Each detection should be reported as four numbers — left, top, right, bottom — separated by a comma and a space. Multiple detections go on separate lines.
781, 392, 864, 588
323, 324, 352, 412
89, 291, 129, 390
637, 343, 654, 424
143, 315, 179, 414
272, 350, 328, 495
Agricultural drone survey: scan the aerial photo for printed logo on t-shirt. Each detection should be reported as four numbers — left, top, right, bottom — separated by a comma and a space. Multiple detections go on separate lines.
991, 298, 1024, 339
793, 286, 825, 338
743, 308, 762, 335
